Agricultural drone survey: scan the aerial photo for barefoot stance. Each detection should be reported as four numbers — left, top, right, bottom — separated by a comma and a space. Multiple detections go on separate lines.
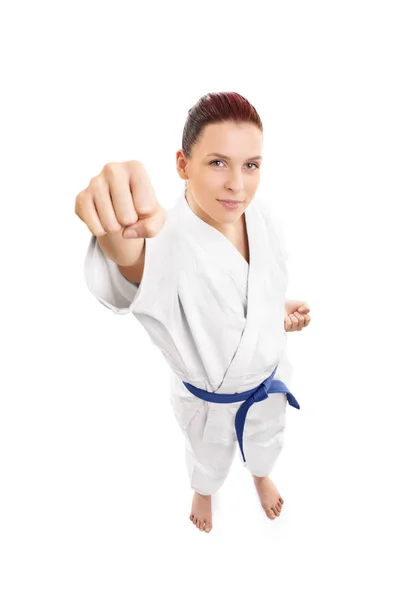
190, 492, 212, 533
253, 475, 284, 519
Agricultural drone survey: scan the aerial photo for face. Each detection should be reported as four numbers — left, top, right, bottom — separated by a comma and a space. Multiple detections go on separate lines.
176, 120, 263, 228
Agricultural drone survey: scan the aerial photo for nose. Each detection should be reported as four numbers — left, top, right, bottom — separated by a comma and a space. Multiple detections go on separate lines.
225, 168, 245, 194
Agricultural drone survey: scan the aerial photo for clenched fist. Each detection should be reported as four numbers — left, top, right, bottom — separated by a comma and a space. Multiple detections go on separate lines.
75, 160, 166, 240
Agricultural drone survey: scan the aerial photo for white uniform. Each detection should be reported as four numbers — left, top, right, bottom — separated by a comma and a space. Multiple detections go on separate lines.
84, 187, 295, 494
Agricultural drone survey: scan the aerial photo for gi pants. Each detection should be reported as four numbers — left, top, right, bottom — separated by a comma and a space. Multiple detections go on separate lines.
170, 374, 287, 495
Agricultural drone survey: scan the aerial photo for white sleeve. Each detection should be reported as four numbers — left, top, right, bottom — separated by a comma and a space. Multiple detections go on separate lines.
84, 236, 140, 315
258, 201, 289, 262
270, 211, 289, 262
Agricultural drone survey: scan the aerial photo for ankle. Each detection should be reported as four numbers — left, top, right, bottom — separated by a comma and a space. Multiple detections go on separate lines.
194, 491, 211, 498
252, 474, 268, 482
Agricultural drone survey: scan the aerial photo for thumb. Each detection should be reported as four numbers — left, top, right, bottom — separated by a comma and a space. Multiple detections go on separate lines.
298, 305, 310, 314
123, 219, 149, 239
123, 207, 166, 239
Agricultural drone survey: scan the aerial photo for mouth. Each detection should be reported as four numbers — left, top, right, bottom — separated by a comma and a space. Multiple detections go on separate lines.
217, 199, 243, 205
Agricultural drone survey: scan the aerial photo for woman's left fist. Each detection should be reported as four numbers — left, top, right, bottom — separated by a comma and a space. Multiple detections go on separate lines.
284, 299, 311, 332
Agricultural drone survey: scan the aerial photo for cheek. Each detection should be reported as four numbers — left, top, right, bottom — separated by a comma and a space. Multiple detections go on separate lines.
191, 176, 217, 208
247, 174, 261, 191
201, 169, 224, 191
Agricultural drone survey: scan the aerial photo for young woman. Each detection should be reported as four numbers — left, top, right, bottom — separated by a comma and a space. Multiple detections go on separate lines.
76, 91, 311, 534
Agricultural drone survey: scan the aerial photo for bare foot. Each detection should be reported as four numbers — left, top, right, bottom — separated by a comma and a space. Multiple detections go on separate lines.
253, 475, 284, 520
190, 492, 213, 533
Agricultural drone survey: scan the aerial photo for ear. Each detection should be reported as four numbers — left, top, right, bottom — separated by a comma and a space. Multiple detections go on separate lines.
176, 149, 189, 181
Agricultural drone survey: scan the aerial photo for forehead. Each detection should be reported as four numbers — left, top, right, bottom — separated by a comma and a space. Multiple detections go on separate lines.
195, 121, 262, 156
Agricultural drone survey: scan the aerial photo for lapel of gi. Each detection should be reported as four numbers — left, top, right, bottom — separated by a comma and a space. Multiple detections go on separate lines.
176, 188, 249, 304
215, 200, 270, 394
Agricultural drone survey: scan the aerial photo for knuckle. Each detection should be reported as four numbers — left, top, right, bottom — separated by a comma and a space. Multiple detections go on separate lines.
127, 159, 143, 172
74, 192, 88, 214
103, 162, 120, 179
75, 190, 86, 205
88, 175, 102, 193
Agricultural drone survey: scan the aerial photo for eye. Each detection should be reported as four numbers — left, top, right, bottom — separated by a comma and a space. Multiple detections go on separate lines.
209, 160, 260, 170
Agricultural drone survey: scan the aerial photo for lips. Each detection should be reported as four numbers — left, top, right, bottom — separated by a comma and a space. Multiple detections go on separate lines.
217, 199, 244, 211
217, 199, 243, 204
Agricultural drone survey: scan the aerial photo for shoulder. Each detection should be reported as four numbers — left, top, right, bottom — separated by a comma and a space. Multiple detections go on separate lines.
253, 198, 289, 260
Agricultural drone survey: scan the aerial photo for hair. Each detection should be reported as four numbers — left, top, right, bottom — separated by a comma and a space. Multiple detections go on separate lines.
182, 91, 263, 160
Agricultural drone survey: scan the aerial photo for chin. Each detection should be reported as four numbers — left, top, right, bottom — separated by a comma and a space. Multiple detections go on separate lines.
216, 210, 244, 225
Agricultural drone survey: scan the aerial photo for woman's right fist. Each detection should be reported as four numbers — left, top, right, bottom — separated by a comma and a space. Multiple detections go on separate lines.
75, 160, 166, 239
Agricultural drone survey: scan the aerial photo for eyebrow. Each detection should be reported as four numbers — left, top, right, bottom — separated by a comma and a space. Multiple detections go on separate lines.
206, 152, 262, 161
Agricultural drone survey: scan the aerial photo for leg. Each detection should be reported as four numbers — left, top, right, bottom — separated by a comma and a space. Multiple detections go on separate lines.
242, 392, 287, 519
184, 406, 237, 496
183, 404, 237, 533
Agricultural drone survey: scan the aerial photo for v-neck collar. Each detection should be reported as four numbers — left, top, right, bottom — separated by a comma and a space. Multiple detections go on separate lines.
177, 188, 252, 279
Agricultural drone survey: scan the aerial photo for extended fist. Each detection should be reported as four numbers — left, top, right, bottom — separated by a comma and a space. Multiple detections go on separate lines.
75, 160, 166, 239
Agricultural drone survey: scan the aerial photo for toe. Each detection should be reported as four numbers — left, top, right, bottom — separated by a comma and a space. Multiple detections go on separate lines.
266, 508, 276, 519
199, 520, 206, 531
205, 522, 212, 533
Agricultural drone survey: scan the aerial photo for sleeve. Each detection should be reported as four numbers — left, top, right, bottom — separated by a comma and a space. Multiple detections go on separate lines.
270, 211, 289, 262
83, 235, 140, 315
258, 201, 290, 262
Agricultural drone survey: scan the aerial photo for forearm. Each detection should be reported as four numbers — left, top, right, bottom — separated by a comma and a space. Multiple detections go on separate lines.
97, 230, 145, 267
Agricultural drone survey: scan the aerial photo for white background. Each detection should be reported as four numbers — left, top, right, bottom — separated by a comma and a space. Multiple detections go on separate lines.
1, 0, 399, 598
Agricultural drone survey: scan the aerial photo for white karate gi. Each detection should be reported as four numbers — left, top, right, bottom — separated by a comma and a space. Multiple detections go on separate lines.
84, 186, 294, 495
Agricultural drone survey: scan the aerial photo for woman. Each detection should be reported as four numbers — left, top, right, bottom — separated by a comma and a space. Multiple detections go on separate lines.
76, 91, 311, 534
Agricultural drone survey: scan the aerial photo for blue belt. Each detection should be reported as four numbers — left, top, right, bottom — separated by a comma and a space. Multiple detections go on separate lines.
182, 366, 300, 463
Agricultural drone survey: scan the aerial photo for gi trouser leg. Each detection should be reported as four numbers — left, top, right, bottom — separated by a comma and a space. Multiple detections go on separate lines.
240, 392, 287, 476
171, 371, 288, 492
183, 404, 237, 495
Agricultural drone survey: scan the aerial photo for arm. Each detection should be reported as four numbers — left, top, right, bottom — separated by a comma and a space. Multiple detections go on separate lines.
97, 229, 145, 267
117, 240, 146, 285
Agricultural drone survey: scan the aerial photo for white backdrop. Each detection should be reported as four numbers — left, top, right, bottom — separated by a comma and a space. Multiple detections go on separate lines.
1, 0, 399, 598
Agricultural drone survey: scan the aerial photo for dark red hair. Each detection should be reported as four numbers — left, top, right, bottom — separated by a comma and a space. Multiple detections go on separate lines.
182, 91, 263, 159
